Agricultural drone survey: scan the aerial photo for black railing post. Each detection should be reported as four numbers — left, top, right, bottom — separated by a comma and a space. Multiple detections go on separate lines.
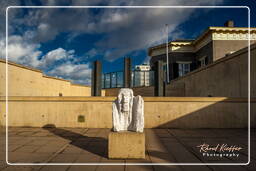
91, 60, 102, 96
124, 57, 131, 88
154, 61, 164, 96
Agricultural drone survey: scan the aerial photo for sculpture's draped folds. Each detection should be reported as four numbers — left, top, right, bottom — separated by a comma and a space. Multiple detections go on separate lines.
112, 88, 144, 132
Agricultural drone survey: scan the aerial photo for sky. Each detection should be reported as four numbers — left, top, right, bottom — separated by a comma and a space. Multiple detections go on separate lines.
0, 0, 255, 85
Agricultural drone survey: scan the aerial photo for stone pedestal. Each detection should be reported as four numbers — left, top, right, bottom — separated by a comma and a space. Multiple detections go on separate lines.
108, 131, 145, 159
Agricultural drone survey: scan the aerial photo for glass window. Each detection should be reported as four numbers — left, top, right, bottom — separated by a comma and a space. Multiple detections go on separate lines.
149, 71, 154, 86
178, 62, 191, 76
199, 57, 206, 67
105, 74, 110, 88
111, 73, 117, 88
101, 75, 105, 88
134, 71, 141, 87
116, 72, 123, 87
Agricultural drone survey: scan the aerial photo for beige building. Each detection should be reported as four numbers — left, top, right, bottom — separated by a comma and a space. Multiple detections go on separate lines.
148, 20, 256, 80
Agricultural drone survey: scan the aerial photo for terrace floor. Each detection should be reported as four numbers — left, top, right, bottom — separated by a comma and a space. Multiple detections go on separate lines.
0, 128, 255, 171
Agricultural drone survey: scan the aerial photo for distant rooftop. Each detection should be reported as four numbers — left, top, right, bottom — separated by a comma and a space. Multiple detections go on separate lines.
148, 20, 256, 55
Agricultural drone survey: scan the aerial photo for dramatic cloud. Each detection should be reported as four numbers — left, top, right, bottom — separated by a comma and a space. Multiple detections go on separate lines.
6, 0, 223, 61
48, 62, 91, 85
0, 0, 224, 85
0, 35, 42, 67
0, 35, 74, 68
0, 35, 90, 85
39, 48, 74, 69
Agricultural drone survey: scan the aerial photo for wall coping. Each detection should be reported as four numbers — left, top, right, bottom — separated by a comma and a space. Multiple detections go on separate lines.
42, 75, 70, 82
0, 96, 253, 102
0, 96, 116, 102
103, 86, 154, 90
0, 58, 42, 73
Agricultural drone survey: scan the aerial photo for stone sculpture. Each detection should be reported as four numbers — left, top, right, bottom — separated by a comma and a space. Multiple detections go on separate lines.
112, 88, 144, 132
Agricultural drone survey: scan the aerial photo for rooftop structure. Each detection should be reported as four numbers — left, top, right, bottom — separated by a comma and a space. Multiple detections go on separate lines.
134, 64, 151, 71
148, 20, 256, 80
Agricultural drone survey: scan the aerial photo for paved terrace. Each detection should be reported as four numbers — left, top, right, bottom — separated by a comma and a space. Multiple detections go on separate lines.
0, 128, 255, 171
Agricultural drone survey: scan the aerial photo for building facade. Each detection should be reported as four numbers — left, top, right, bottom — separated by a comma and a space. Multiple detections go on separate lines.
148, 21, 256, 80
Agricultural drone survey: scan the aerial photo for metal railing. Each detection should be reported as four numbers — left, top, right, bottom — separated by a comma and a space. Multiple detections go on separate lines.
102, 70, 154, 89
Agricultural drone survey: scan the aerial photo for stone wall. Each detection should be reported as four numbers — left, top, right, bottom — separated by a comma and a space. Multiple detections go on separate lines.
0, 96, 253, 128
166, 43, 255, 97
0, 59, 95, 96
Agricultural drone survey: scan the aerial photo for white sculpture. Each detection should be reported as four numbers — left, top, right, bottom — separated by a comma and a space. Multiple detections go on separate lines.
112, 88, 144, 132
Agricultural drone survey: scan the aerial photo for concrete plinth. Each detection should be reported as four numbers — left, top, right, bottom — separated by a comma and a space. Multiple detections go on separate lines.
108, 131, 145, 159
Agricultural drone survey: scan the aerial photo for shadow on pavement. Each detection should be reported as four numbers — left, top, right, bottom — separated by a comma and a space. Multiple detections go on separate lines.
43, 124, 107, 158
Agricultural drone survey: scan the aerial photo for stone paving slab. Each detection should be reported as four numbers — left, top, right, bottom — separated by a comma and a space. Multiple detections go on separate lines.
0, 127, 255, 171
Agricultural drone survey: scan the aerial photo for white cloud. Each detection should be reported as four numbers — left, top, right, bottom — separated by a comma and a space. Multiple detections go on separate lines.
48, 62, 91, 85
34, 23, 58, 42
1, 0, 224, 62
0, 34, 91, 85
10, 0, 223, 43
0, 0, 225, 85
39, 48, 74, 68
0, 35, 75, 68
0, 35, 42, 67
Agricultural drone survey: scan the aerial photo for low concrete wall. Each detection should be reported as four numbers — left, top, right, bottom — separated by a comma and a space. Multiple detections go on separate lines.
0, 96, 253, 128
0, 59, 94, 96
104, 86, 154, 97
166, 44, 256, 97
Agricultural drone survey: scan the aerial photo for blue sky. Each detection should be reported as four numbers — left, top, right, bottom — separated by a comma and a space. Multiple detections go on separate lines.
0, 0, 255, 85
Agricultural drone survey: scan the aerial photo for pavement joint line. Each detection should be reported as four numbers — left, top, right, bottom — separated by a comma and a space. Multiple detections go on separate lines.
155, 129, 181, 164
144, 130, 159, 169
36, 143, 70, 170
81, 128, 103, 171
35, 128, 91, 170
2, 128, 253, 170
167, 129, 246, 170
145, 148, 154, 166
222, 136, 251, 160
182, 130, 246, 164
166, 129, 214, 171
86, 128, 103, 146
82, 128, 90, 136
0, 163, 9, 170
9, 139, 34, 152
153, 129, 180, 164
224, 138, 248, 160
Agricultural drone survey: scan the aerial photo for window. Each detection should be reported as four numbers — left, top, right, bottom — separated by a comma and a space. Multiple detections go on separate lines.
163, 62, 167, 72
177, 62, 191, 76
199, 56, 207, 67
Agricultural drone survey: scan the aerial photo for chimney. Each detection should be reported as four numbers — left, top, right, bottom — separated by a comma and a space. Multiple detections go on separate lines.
224, 20, 234, 27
